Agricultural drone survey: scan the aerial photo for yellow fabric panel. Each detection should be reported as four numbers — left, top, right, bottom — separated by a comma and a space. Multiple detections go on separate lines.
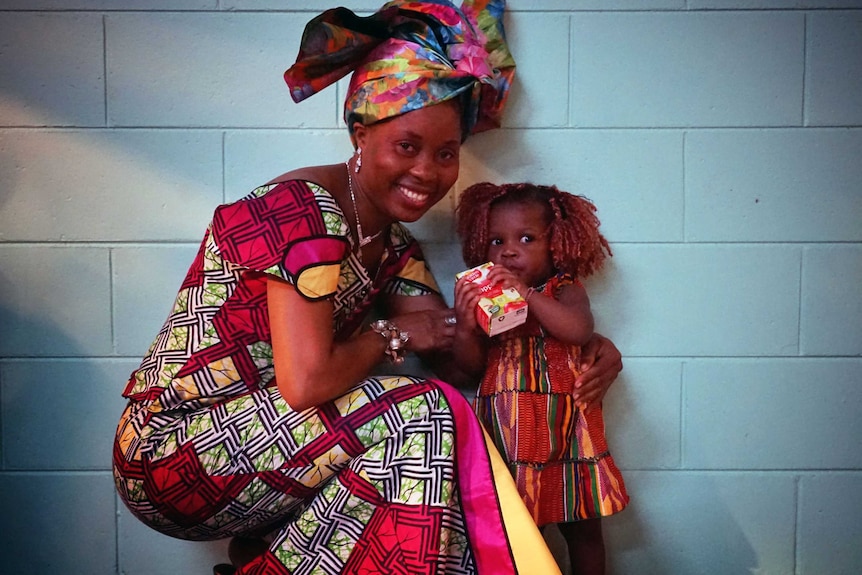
296, 264, 341, 299
399, 256, 441, 292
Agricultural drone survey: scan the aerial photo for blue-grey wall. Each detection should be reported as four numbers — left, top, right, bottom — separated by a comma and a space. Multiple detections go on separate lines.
0, 1, 860, 574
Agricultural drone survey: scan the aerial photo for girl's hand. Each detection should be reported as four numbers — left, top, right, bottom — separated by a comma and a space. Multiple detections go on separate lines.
486, 264, 529, 297
452, 274, 490, 379
454, 275, 483, 332
573, 332, 623, 408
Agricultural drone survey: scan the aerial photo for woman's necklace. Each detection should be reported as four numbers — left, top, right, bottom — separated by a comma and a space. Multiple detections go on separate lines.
345, 160, 385, 249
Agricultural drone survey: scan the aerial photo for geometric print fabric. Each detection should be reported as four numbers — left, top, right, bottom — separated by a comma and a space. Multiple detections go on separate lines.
114, 376, 477, 573
114, 178, 486, 573
122, 180, 438, 414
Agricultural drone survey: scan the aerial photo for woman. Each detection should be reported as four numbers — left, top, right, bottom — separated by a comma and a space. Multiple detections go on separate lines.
113, 2, 622, 573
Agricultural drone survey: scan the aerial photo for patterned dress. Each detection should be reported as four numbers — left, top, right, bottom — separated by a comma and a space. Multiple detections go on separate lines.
113, 180, 559, 574
473, 274, 629, 527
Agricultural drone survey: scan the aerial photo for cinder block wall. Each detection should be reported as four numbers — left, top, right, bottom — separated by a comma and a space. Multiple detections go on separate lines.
1, 1, 860, 574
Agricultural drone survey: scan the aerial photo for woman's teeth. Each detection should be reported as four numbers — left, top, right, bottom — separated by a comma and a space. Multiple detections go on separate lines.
399, 186, 428, 204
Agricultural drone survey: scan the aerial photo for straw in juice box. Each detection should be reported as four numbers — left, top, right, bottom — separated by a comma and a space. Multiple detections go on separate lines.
456, 262, 528, 336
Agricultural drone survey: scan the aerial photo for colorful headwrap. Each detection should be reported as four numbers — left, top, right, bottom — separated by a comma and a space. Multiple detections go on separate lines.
284, 0, 515, 136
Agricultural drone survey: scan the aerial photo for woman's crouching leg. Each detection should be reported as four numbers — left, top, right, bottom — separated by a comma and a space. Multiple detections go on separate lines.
237, 375, 475, 574
114, 390, 317, 541
115, 376, 476, 573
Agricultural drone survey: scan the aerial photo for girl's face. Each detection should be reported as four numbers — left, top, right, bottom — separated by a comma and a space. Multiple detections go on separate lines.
353, 100, 462, 225
487, 200, 556, 288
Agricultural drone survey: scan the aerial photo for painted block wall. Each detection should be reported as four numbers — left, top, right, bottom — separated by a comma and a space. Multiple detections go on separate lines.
1, 1, 860, 574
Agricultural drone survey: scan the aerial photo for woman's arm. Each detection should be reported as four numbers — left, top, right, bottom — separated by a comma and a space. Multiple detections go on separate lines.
573, 332, 623, 408
268, 277, 390, 411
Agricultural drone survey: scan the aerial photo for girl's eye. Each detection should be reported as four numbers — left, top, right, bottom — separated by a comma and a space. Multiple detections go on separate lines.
489, 238, 503, 246
520, 235, 533, 243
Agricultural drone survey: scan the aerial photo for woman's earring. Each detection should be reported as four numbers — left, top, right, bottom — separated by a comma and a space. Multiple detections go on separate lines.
355, 148, 362, 173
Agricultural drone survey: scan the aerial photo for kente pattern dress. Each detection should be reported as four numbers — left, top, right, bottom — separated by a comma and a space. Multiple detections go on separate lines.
473, 274, 629, 527
113, 179, 559, 574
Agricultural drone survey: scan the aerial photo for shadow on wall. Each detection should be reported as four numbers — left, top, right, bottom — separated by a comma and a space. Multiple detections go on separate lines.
582, 257, 629, 343
606, 473, 759, 575
0, 302, 233, 574
0, 305, 116, 573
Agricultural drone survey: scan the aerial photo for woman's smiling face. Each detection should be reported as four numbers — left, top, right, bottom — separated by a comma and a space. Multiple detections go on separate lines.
352, 99, 463, 225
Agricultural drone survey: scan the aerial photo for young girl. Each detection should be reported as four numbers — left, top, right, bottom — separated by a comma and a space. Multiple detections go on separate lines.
453, 182, 629, 575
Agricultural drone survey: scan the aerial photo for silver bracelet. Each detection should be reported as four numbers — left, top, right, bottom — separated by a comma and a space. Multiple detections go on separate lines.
369, 319, 410, 364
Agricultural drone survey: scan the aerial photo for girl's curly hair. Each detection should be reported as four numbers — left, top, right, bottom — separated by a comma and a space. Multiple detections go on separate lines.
456, 182, 611, 279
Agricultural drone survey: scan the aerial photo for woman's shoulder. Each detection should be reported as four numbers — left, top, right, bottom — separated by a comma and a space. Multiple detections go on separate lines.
224, 164, 348, 221
245, 164, 349, 217
213, 164, 351, 240
210, 165, 352, 270
265, 164, 344, 191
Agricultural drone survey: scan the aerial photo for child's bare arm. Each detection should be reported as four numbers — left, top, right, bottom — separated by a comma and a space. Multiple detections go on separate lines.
487, 266, 593, 346
527, 282, 593, 345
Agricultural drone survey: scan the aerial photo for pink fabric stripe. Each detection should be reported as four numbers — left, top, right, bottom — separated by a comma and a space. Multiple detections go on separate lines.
436, 380, 517, 574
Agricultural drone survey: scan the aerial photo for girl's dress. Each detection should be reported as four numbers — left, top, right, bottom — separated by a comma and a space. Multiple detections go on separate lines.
113, 180, 559, 574
474, 274, 629, 527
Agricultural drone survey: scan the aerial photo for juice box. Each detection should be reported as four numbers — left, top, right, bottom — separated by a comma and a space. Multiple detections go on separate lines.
455, 262, 528, 336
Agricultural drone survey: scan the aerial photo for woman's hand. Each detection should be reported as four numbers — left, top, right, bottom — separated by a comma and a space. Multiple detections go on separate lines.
573, 332, 623, 408
384, 292, 480, 388
387, 307, 457, 354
